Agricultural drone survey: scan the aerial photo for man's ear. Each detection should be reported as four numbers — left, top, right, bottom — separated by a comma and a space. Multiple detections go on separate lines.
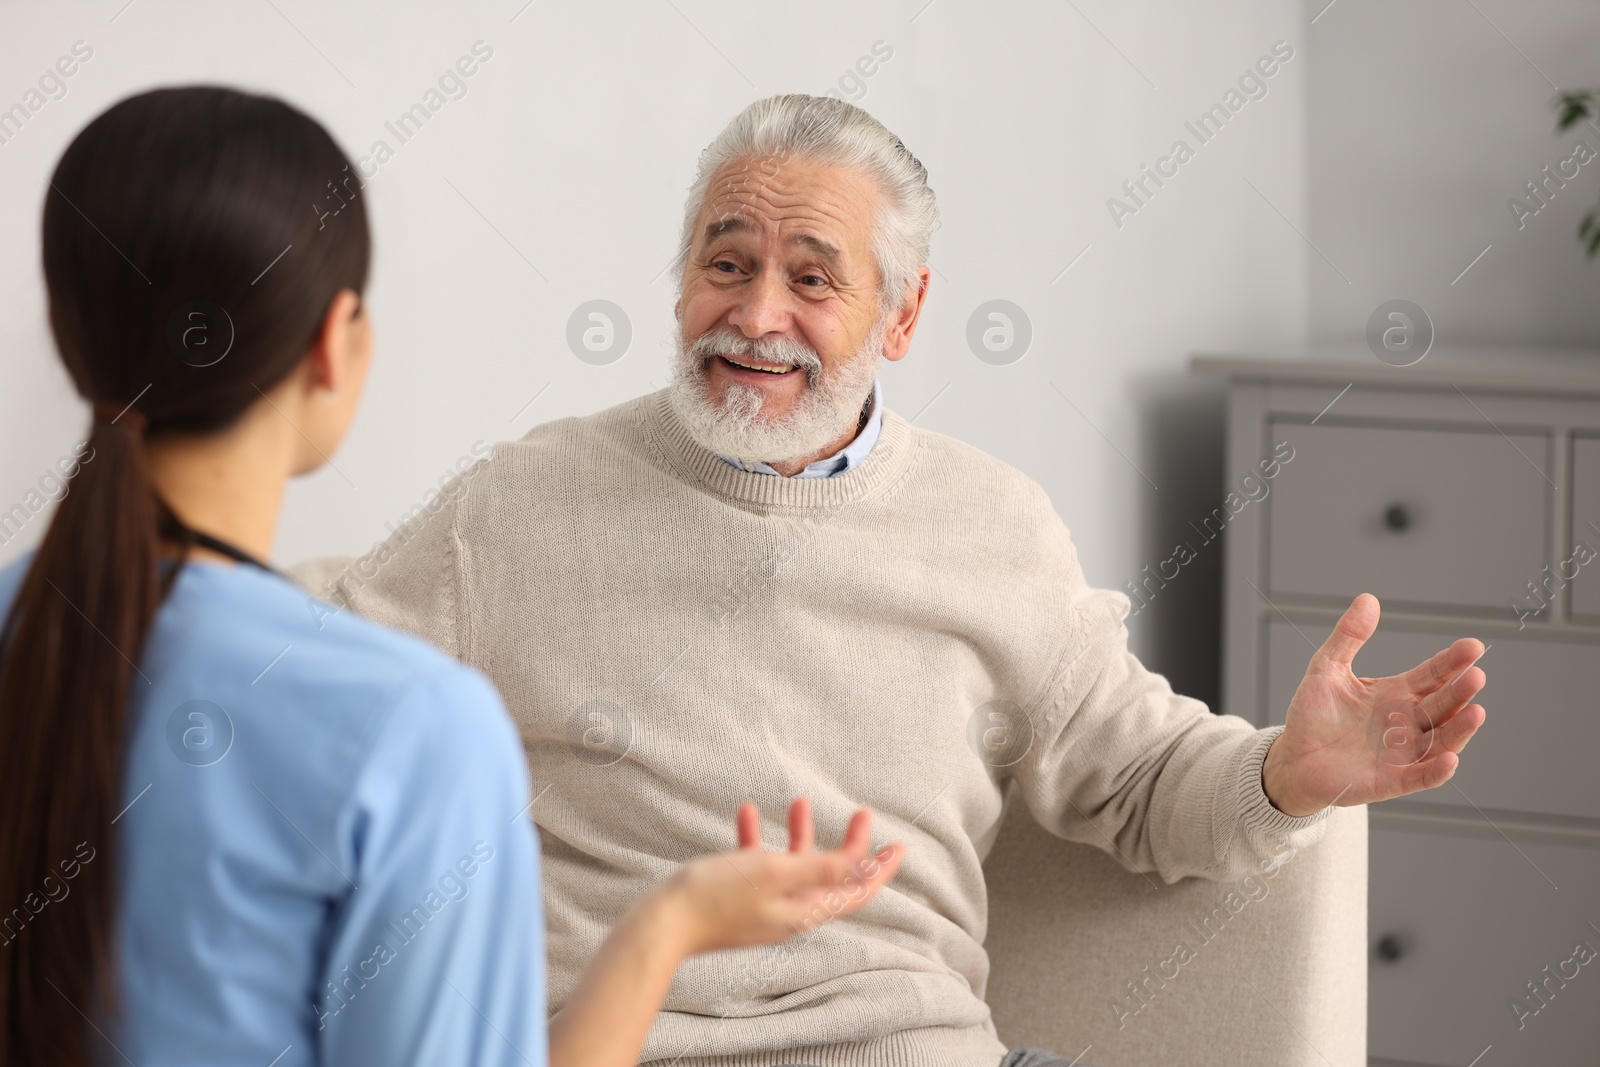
881, 267, 931, 363
302, 289, 365, 397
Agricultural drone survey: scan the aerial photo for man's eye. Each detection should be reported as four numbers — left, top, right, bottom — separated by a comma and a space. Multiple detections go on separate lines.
797, 274, 827, 287
712, 260, 741, 274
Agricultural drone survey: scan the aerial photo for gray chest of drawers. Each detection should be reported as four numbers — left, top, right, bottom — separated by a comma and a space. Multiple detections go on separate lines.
1194, 348, 1600, 1067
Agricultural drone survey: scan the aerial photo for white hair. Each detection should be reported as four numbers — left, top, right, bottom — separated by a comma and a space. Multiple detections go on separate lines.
674, 94, 939, 307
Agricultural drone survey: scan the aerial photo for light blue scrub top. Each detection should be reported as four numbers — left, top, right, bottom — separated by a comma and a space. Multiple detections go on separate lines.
0, 555, 548, 1066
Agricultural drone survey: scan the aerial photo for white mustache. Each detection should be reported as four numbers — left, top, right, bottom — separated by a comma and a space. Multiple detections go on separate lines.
689, 328, 824, 378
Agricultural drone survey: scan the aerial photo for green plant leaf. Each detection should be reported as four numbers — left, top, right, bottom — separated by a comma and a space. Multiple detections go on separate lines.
1554, 89, 1598, 131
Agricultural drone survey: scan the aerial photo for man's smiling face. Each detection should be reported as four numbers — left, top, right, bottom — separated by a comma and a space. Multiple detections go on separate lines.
668, 147, 931, 473
678, 154, 884, 416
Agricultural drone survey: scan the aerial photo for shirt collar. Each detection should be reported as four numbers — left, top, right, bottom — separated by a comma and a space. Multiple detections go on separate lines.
717, 379, 883, 479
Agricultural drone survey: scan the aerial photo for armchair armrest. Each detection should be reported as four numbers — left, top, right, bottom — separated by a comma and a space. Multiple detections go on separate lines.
983, 793, 1367, 1066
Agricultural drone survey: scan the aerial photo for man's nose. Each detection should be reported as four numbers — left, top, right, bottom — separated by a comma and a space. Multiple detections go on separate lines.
727, 269, 793, 337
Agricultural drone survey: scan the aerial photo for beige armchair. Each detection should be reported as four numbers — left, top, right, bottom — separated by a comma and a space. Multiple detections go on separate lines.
983, 795, 1367, 1067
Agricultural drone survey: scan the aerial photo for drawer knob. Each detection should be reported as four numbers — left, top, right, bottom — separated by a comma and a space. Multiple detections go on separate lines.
1375, 933, 1408, 962
1382, 503, 1413, 533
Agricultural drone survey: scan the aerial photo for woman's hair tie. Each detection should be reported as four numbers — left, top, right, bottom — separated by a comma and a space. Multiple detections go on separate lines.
92, 400, 147, 432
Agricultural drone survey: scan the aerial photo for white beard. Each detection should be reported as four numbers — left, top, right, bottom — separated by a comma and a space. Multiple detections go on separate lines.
668, 316, 886, 468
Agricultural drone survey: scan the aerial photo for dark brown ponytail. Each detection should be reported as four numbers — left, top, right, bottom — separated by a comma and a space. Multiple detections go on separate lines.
0, 86, 370, 1064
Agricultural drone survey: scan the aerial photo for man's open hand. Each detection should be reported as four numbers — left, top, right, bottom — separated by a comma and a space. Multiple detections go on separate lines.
1261, 593, 1487, 817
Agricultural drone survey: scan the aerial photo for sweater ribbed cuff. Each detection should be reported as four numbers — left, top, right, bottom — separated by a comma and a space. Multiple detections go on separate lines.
1235, 725, 1333, 839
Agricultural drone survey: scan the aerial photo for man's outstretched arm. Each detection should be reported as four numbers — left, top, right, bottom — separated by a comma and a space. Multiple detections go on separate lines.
1004, 529, 1482, 883
1005, 586, 1322, 884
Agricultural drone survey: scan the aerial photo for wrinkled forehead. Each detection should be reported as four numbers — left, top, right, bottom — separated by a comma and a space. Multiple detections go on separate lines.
693, 154, 879, 265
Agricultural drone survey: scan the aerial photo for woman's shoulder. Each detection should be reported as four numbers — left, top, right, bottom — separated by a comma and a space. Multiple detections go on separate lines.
144, 561, 521, 838
177, 560, 506, 726
0, 554, 515, 774
181, 559, 465, 669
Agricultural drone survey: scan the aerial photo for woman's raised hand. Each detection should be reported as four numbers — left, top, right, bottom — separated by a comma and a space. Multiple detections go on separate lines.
658, 797, 904, 958
550, 798, 904, 1067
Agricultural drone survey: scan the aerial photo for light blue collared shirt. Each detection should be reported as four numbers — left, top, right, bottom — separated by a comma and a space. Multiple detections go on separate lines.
717, 379, 883, 478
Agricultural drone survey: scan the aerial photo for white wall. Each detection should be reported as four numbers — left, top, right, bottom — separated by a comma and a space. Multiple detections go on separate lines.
1306, 0, 1600, 346
0, 0, 1316, 709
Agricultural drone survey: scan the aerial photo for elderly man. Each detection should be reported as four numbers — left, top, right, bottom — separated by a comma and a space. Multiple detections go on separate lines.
296, 94, 1486, 1067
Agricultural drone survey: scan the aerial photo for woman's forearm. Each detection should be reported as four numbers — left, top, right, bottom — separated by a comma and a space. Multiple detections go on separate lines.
548, 886, 690, 1067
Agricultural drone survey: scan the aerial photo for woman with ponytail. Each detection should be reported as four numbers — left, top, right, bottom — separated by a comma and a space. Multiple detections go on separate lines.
0, 87, 901, 1066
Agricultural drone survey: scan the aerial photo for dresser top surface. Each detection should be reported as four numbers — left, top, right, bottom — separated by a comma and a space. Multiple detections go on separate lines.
1193, 343, 1600, 397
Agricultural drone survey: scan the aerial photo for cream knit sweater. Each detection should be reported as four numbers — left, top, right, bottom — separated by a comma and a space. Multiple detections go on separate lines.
293, 389, 1330, 1067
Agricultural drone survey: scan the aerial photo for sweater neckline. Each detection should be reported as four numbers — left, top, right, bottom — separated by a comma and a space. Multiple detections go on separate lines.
645, 388, 916, 509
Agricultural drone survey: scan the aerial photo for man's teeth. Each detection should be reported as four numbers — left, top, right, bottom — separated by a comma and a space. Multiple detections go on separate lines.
724, 355, 793, 374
